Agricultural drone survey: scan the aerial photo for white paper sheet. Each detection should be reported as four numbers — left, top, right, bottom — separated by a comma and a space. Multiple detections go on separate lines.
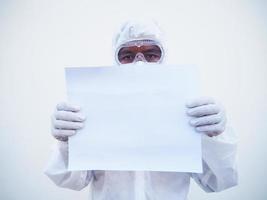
65, 64, 202, 172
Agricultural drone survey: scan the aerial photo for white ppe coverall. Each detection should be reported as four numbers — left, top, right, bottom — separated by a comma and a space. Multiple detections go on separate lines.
44, 126, 238, 200
45, 20, 238, 200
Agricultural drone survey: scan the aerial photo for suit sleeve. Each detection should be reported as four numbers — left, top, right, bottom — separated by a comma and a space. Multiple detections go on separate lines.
191, 126, 238, 192
44, 141, 94, 191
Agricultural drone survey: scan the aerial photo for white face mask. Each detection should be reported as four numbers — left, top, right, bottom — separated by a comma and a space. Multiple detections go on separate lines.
134, 61, 146, 65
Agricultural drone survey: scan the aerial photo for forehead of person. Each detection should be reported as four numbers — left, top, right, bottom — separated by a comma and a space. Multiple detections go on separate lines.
119, 45, 161, 54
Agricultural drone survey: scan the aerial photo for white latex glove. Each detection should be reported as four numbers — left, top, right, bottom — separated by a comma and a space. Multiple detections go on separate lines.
51, 102, 86, 141
186, 97, 226, 137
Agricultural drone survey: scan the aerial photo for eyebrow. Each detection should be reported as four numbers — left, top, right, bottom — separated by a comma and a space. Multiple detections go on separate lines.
143, 49, 161, 54
119, 46, 161, 55
119, 49, 135, 55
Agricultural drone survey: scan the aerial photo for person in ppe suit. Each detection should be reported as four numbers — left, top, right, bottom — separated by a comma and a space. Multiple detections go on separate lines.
44, 20, 238, 200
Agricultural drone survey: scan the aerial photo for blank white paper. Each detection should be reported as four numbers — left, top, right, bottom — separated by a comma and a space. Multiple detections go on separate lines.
65, 64, 202, 172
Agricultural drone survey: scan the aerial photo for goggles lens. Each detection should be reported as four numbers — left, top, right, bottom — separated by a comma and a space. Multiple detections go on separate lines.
117, 45, 162, 64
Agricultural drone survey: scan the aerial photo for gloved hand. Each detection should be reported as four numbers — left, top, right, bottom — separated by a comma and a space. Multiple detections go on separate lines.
51, 102, 86, 142
186, 97, 226, 137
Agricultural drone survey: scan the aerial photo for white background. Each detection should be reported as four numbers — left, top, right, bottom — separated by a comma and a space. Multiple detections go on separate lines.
0, 0, 266, 199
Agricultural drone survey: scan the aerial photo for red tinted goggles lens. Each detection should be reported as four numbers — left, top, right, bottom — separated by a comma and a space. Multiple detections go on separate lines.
117, 45, 162, 64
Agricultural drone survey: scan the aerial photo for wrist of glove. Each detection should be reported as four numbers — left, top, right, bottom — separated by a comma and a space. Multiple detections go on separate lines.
186, 97, 226, 137
51, 102, 86, 142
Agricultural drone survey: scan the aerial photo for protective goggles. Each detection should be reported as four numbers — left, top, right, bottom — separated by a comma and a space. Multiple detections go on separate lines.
115, 40, 164, 65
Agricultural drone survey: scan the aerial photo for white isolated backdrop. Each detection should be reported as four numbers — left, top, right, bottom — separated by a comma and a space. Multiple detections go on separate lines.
0, 0, 267, 199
